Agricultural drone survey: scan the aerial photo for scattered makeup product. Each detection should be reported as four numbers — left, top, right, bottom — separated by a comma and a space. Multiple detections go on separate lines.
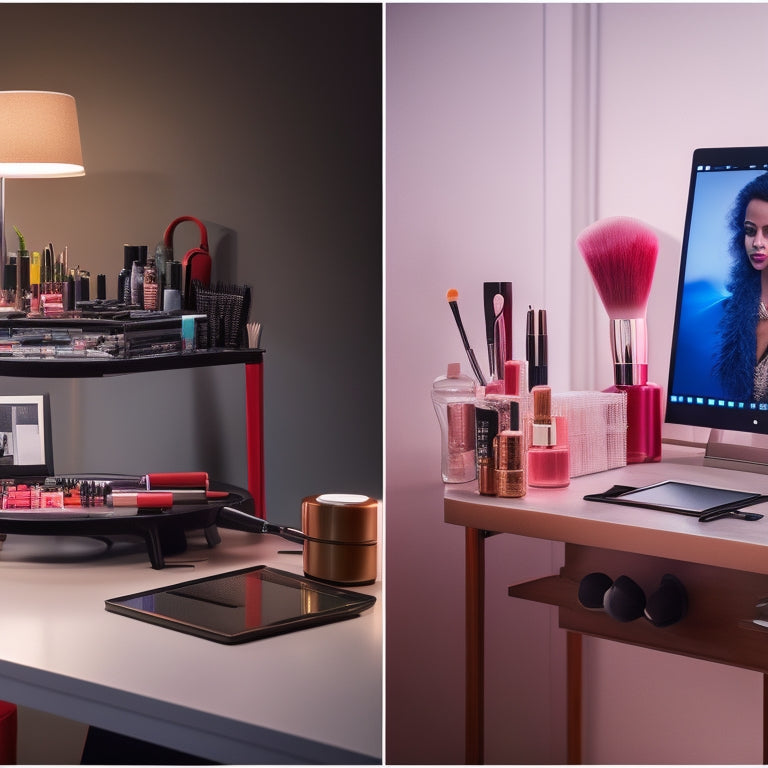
527, 385, 570, 488
301, 493, 378, 585
483, 282, 513, 379
484, 360, 529, 432
446, 288, 486, 386
551, 390, 627, 477
576, 216, 662, 463
108, 491, 174, 509
494, 429, 526, 498
431, 363, 477, 483
526, 306, 548, 389
475, 405, 499, 495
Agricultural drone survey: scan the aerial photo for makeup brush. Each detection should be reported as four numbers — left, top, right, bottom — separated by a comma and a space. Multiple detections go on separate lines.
446, 288, 487, 386
576, 215, 661, 463
491, 293, 506, 381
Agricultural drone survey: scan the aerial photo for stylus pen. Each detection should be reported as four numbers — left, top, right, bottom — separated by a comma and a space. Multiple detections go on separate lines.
698, 508, 763, 522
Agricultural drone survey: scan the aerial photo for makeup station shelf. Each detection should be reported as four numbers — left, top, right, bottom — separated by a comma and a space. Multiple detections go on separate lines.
0, 348, 266, 516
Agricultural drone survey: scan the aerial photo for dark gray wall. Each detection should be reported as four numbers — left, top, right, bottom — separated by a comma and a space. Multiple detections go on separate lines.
0, 3, 382, 525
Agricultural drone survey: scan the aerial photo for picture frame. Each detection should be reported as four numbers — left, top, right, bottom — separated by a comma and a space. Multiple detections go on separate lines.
0, 394, 53, 479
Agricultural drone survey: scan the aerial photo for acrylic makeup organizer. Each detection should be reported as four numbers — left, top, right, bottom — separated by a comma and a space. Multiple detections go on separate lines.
0, 346, 265, 517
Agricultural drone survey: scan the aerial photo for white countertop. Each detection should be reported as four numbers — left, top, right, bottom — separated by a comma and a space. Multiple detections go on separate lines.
0, 527, 381, 763
445, 442, 768, 575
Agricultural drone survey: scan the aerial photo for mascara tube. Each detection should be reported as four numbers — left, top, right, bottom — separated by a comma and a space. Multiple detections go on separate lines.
526, 307, 548, 390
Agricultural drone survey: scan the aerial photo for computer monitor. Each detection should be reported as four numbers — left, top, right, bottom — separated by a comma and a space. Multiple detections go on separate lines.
666, 146, 768, 471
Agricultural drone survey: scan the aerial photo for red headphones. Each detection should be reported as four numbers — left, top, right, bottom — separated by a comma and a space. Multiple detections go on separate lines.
163, 216, 212, 308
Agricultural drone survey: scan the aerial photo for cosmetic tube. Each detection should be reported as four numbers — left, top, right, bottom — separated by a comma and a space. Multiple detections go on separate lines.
495, 430, 526, 498
108, 492, 174, 509
527, 385, 570, 488
475, 405, 499, 495
432, 363, 477, 483
526, 307, 548, 389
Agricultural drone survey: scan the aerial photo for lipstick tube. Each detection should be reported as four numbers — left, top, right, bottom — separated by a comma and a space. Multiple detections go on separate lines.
108, 492, 174, 508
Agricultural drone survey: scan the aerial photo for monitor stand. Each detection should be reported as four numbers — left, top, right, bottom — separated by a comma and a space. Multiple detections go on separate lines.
704, 428, 768, 474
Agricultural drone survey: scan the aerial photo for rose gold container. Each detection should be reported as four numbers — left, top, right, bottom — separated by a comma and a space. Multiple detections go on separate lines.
301, 493, 378, 586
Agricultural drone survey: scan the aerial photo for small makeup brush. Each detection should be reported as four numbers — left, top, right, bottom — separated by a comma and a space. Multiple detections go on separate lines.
576, 215, 661, 463
446, 288, 486, 386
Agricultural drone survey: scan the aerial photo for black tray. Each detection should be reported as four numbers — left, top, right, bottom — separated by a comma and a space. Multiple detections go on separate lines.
0, 475, 255, 569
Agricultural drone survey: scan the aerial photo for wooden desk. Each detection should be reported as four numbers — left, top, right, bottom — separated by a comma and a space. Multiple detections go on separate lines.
0, 528, 381, 763
444, 443, 768, 764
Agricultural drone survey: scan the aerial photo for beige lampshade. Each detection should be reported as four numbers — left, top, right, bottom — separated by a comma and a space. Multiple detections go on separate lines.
0, 91, 84, 177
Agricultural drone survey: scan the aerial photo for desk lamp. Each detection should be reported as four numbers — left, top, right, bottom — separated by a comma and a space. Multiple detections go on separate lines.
0, 90, 85, 292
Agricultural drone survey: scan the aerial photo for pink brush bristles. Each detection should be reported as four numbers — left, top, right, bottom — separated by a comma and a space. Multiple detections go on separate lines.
576, 216, 659, 319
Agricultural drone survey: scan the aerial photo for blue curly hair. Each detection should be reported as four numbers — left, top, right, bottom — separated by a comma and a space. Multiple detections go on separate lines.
715, 172, 768, 401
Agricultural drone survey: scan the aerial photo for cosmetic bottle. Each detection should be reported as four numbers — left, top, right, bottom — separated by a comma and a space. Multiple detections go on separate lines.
29, 252, 40, 313
475, 404, 499, 495
119, 245, 137, 305
495, 428, 526, 498
130, 260, 144, 306
485, 359, 529, 431
527, 385, 570, 488
432, 363, 477, 483
143, 254, 158, 311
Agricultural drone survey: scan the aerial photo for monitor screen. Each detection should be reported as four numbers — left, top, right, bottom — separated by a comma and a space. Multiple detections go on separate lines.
666, 146, 768, 440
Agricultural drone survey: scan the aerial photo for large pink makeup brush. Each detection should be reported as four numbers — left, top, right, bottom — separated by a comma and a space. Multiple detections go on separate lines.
576, 216, 661, 463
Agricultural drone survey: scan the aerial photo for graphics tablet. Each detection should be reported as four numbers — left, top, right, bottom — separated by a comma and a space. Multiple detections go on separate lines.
585, 480, 765, 517
105, 565, 376, 644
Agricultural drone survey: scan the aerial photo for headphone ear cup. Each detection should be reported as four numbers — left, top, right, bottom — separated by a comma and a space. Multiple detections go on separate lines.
604, 575, 646, 622
644, 573, 688, 627
577, 572, 614, 610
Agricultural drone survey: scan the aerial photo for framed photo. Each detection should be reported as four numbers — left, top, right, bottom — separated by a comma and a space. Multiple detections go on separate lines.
0, 394, 53, 478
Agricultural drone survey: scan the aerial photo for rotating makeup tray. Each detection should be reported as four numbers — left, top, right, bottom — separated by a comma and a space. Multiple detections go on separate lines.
0, 478, 259, 569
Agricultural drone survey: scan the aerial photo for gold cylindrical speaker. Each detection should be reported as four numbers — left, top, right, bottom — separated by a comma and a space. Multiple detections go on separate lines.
301, 493, 378, 586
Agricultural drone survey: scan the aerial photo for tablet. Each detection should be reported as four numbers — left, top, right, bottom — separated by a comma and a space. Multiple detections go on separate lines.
586, 480, 763, 516
105, 565, 376, 644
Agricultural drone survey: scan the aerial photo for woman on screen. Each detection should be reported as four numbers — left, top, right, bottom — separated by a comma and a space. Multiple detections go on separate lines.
714, 172, 768, 402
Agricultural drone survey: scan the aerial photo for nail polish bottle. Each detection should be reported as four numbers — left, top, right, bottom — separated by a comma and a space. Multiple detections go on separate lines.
431, 363, 477, 483
527, 385, 570, 488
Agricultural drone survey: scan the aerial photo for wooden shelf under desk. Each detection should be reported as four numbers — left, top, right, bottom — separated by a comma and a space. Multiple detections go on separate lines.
509, 543, 768, 675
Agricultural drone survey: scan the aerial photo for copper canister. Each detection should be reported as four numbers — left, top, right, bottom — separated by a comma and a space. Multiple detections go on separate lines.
301, 493, 378, 585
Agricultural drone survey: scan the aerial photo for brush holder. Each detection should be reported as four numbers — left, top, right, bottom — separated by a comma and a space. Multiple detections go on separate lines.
301, 493, 378, 586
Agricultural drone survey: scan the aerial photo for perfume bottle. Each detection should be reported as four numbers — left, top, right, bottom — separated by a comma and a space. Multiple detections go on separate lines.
527, 385, 570, 488
431, 363, 477, 483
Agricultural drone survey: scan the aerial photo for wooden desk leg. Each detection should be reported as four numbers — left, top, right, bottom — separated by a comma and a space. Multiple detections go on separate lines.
763, 674, 768, 763
466, 527, 484, 764
567, 631, 582, 764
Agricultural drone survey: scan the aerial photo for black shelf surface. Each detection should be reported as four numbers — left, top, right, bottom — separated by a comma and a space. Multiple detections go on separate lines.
0, 348, 264, 378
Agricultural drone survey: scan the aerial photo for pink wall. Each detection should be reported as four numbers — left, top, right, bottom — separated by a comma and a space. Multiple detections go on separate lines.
385, 5, 567, 763
386, 3, 767, 764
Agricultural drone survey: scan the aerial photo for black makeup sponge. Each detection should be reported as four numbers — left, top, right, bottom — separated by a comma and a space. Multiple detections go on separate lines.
644, 573, 688, 627
604, 575, 646, 622
577, 572, 614, 610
